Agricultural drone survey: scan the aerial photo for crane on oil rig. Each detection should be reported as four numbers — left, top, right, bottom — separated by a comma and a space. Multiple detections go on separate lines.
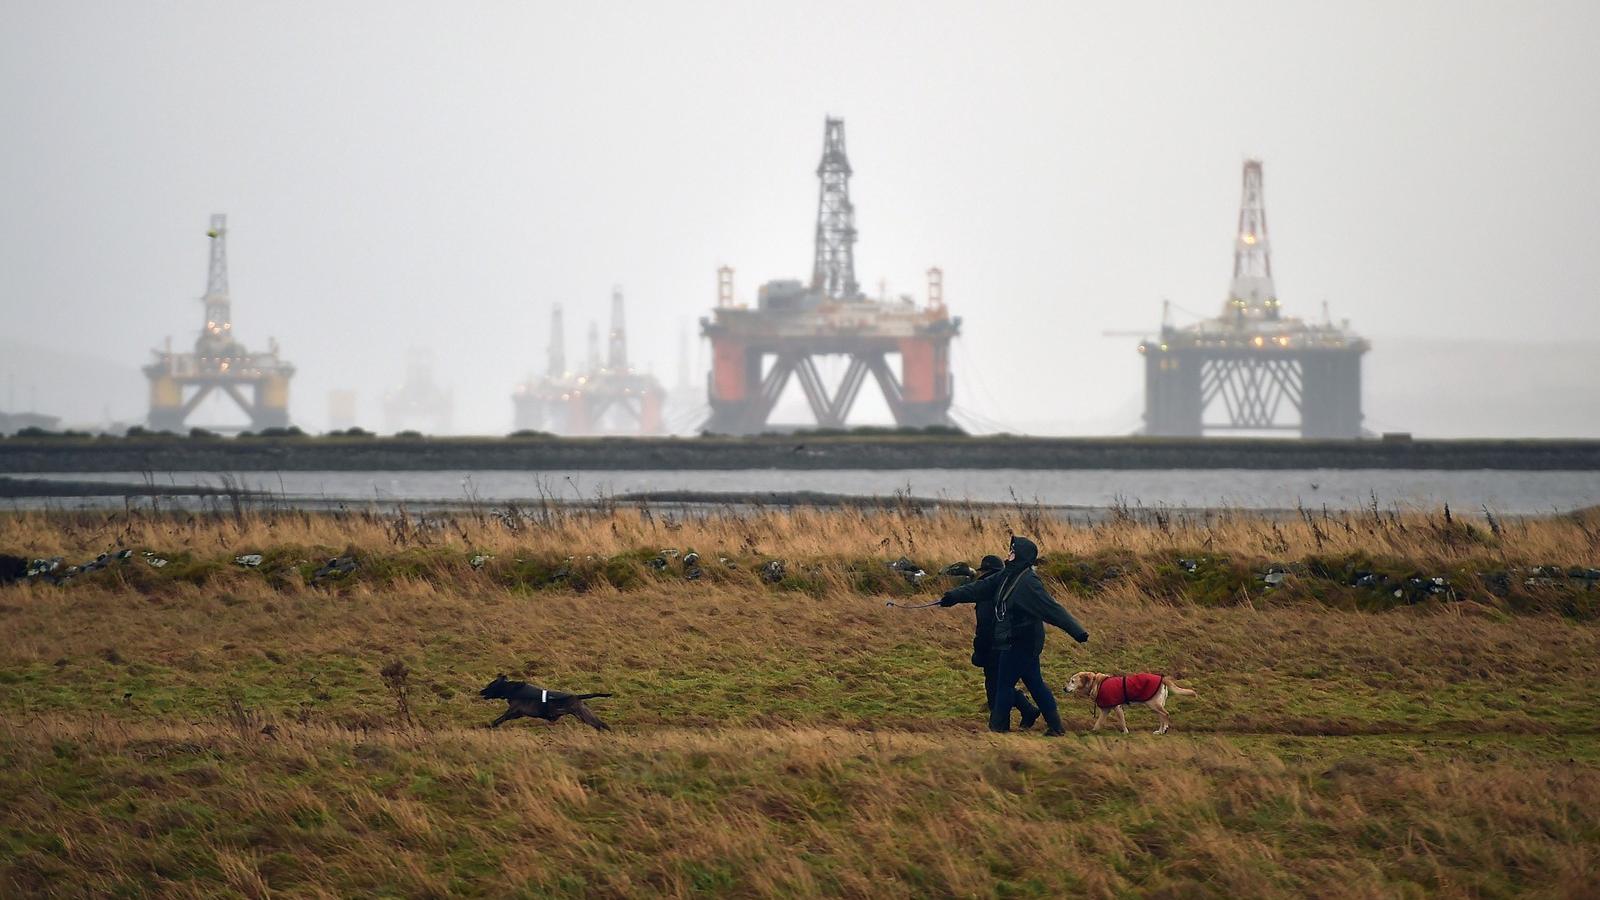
700, 117, 960, 434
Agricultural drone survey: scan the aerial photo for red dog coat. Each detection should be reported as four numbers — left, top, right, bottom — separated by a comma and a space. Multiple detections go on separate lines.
1095, 673, 1164, 709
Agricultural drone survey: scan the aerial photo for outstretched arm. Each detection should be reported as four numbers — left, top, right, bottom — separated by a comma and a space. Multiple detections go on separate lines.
937, 575, 996, 607
1017, 576, 1089, 642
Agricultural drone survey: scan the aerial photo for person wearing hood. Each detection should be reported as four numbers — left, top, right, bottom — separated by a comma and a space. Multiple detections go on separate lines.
939, 536, 1089, 735
964, 555, 1041, 729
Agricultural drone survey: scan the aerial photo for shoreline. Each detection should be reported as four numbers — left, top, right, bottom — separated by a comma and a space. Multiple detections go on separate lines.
0, 475, 266, 499
4, 434, 1600, 472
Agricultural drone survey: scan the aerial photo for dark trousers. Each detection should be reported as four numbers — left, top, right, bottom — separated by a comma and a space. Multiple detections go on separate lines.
990, 645, 1063, 733
983, 657, 1039, 724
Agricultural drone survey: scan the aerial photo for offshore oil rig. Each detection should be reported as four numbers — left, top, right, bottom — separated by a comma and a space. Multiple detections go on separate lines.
700, 118, 960, 434
511, 289, 665, 434
383, 349, 453, 434
1138, 161, 1368, 438
144, 215, 295, 432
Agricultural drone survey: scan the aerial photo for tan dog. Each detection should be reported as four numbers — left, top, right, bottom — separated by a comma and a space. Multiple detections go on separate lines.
1063, 671, 1196, 734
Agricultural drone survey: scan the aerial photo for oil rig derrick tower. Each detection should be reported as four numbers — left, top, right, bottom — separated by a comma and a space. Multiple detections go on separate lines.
144, 214, 295, 432
700, 117, 960, 434
511, 289, 666, 434
1139, 161, 1368, 438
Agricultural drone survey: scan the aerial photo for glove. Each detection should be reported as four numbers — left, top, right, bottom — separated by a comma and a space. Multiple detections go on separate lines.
1076, 631, 1089, 643
937, 595, 958, 607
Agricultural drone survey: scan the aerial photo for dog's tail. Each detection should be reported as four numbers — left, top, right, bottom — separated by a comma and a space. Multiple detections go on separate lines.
572, 692, 614, 701
1162, 676, 1197, 696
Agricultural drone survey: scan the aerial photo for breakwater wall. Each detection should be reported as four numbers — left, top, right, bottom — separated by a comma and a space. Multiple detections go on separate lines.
3, 436, 1599, 472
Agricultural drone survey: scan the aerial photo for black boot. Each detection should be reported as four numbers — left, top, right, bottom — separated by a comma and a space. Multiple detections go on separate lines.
1042, 708, 1066, 737
1019, 702, 1041, 730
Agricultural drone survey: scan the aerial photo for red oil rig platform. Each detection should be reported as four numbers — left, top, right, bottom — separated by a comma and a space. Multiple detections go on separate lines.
700, 118, 960, 434
144, 215, 295, 432
1138, 161, 1369, 439
512, 289, 665, 435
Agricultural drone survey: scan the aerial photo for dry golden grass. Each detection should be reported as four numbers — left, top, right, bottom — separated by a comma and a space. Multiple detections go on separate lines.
3, 507, 1599, 897
5, 719, 1598, 898
4, 499, 1596, 566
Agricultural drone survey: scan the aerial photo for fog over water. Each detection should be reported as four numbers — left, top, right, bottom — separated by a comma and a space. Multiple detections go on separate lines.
3, 3, 1598, 437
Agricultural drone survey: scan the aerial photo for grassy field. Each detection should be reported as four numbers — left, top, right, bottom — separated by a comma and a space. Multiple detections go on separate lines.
3, 505, 1599, 897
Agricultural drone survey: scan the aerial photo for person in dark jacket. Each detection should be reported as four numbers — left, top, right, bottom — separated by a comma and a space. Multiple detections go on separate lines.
968, 555, 1040, 729
939, 536, 1089, 734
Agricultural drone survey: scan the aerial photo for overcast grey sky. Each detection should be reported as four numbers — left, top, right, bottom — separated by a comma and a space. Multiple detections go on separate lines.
3, 1, 1598, 435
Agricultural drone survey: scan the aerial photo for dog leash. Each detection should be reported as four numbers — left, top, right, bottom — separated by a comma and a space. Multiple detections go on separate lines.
884, 599, 942, 609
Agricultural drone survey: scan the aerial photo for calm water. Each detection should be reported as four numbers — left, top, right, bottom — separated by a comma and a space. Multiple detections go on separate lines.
15, 469, 1600, 514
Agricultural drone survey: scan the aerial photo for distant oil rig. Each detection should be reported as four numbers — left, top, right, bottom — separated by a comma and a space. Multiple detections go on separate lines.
511, 288, 666, 434
700, 118, 960, 434
136, 143, 1377, 440
144, 215, 295, 432
1136, 161, 1368, 438
383, 349, 453, 434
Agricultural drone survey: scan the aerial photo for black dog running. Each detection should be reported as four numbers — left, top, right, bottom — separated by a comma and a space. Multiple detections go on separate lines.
479, 675, 613, 731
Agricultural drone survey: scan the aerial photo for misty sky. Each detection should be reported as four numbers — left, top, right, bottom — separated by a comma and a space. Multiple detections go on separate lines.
3, 2, 1598, 436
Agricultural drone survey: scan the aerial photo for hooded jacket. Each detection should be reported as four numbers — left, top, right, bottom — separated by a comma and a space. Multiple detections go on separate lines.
941, 537, 1089, 656
968, 555, 1005, 667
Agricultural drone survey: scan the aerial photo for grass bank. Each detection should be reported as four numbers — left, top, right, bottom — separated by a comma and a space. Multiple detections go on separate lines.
2, 507, 1598, 896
